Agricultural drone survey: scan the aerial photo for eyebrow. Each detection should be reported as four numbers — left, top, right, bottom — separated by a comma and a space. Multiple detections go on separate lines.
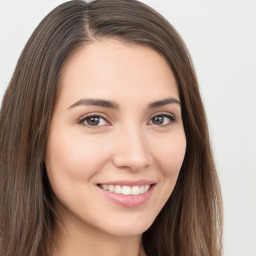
148, 98, 181, 109
68, 99, 119, 109
68, 97, 181, 110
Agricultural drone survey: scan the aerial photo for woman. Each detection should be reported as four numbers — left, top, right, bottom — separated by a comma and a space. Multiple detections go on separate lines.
0, 0, 223, 255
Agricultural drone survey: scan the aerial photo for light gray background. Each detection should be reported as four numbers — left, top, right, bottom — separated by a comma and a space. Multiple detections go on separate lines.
0, 1, 255, 255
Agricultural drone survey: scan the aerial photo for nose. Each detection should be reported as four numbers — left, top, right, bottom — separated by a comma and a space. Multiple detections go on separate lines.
112, 125, 153, 171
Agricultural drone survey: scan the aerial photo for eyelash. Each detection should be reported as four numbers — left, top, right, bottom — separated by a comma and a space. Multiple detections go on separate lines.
78, 112, 176, 129
78, 113, 110, 129
148, 113, 177, 126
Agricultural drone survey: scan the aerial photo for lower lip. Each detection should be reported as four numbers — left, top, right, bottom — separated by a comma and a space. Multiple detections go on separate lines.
98, 185, 154, 207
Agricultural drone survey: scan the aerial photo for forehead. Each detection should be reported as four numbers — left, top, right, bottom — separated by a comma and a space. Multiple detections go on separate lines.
57, 39, 179, 107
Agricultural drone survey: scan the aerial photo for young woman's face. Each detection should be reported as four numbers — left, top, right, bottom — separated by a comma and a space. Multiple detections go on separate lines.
45, 40, 186, 238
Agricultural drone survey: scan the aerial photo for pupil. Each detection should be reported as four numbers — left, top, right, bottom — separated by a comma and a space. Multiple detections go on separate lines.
88, 117, 100, 126
153, 116, 164, 125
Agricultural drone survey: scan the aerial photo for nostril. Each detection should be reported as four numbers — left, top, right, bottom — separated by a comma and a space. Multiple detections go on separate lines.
112, 154, 153, 171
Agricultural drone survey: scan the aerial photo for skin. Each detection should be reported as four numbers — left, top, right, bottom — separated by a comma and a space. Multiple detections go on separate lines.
45, 40, 186, 256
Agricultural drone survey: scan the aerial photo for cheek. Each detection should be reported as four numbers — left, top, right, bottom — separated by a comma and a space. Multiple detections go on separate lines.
153, 131, 186, 177
147, 131, 186, 217
45, 130, 111, 185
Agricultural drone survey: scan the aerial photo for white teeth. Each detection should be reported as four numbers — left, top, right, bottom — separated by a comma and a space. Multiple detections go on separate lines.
139, 185, 145, 194
132, 186, 140, 195
109, 185, 114, 192
122, 186, 132, 195
103, 184, 108, 190
100, 184, 151, 195
114, 185, 122, 194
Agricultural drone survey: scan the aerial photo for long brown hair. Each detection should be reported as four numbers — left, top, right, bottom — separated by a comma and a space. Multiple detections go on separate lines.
0, 0, 223, 255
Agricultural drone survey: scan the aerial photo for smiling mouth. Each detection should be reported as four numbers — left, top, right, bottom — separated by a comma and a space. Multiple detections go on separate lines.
98, 184, 151, 196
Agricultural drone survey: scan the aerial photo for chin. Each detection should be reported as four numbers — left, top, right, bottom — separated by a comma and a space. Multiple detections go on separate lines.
100, 216, 155, 238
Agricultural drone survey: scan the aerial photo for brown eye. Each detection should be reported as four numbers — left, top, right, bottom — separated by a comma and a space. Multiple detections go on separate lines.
152, 116, 164, 125
149, 114, 176, 126
87, 116, 100, 126
79, 115, 109, 128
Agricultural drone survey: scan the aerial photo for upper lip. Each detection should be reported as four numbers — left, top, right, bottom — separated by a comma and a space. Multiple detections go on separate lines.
97, 180, 156, 186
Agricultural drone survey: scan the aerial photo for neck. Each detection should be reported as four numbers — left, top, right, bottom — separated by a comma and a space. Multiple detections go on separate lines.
51, 210, 146, 256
